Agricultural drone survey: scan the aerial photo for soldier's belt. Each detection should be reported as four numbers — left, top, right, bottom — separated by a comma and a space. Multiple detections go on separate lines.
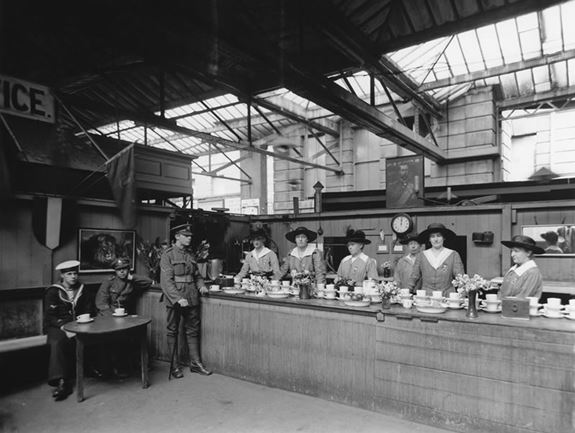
174, 275, 193, 283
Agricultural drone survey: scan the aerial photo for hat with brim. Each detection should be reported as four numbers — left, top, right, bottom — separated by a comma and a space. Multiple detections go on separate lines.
540, 231, 558, 244
55, 260, 80, 272
250, 229, 268, 241
417, 223, 456, 243
501, 235, 544, 255
113, 257, 131, 270
346, 230, 371, 245
171, 224, 192, 236
285, 226, 317, 243
399, 235, 420, 245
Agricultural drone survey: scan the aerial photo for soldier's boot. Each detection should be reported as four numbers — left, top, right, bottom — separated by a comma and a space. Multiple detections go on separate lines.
188, 337, 212, 376
167, 336, 184, 379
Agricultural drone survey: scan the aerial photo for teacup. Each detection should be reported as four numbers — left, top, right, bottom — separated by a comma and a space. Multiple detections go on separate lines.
316, 283, 326, 291
569, 299, 575, 307
485, 294, 498, 303
326, 284, 336, 291
77, 313, 91, 322
525, 296, 539, 307
547, 297, 562, 308
316, 289, 324, 298
209, 284, 220, 292
354, 287, 364, 295
399, 288, 410, 297
416, 290, 427, 297
338, 285, 348, 293
402, 299, 413, 309
484, 301, 500, 312
282, 280, 291, 287
431, 290, 442, 300
114, 307, 126, 315
270, 280, 280, 286
529, 306, 540, 316
325, 290, 336, 300
448, 292, 460, 300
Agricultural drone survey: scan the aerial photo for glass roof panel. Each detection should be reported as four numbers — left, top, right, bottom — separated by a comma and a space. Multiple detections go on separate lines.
561, 1, 575, 50
496, 19, 522, 63
458, 30, 484, 72
515, 69, 534, 95
541, 6, 563, 54
476, 26, 503, 68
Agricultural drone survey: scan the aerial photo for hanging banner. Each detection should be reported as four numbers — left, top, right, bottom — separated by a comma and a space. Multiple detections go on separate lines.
0, 74, 55, 123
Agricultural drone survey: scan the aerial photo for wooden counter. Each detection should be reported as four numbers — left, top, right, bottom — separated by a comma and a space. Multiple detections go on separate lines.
201, 293, 575, 433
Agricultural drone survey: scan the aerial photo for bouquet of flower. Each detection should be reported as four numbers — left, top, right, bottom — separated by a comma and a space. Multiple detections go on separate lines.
292, 270, 314, 287
136, 236, 168, 283
334, 278, 354, 290
249, 275, 268, 294
378, 280, 399, 300
452, 273, 489, 296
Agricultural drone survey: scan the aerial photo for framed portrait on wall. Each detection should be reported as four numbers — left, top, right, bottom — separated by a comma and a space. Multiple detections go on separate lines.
521, 224, 575, 256
78, 228, 136, 272
386, 155, 424, 208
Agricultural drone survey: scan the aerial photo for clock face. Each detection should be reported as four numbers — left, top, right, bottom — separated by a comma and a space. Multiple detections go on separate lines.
391, 214, 412, 234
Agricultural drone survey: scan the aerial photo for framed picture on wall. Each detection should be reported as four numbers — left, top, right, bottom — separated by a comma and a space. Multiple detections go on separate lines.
521, 224, 575, 256
386, 155, 424, 208
78, 228, 136, 272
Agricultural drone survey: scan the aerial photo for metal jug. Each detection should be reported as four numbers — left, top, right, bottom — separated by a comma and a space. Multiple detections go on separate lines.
207, 258, 224, 281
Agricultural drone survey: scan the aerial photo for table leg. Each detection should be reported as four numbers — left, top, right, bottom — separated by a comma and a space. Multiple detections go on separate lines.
76, 337, 84, 402
140, 327, 149, 388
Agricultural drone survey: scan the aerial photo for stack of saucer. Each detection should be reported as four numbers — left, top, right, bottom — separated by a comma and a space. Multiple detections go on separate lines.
542, 297, 564, 319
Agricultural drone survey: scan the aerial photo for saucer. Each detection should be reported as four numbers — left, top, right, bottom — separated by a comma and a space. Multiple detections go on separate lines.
112, 312, 128, 317
542, 312, 563, 319
76, 318, 94, 323
480, 305, 502, 313
564, 314, 575, 320
447, 303, 464, 310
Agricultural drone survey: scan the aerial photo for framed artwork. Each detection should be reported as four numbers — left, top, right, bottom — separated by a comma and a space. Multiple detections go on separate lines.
521, 225, 575, 256
78, 228, 136, 272
386, 155, 424, 208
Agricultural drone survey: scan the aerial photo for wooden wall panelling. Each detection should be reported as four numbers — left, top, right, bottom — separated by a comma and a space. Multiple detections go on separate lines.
202, 298, 377, 408
374, 316, 575, 433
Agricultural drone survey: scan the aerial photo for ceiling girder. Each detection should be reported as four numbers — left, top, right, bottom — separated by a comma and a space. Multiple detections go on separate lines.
59, 94, 344, 174
314, 4, 443, 118
421, 48, 575, 91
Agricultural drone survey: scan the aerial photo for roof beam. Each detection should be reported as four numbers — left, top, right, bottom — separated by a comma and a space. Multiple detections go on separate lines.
421, 48, 575, 91
314, 5, 443, 118
376, 0, 568, 53
58, 93, 344, 174
497, 84, 575, 109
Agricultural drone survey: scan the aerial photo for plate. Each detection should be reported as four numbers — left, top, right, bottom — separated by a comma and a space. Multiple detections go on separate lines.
343, 300, 371, 307
267, 292, 290, 299
564, 314, 575, 320
112, 312, 128, 317
223, 289, 245, 295
415, 305, 447, 314
542, 312, 564, 319
76, 318, 94, 323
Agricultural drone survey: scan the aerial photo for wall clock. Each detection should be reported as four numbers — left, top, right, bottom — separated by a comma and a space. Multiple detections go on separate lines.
390, 213, 414, 235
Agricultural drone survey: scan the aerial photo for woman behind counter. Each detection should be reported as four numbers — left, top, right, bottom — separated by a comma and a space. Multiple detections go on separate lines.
407, 223, 464, 297
500, 235, 544, 299
336, 230, 378, 285
394, 235, 422, 290
281, 226, 326, 283
235, 229, 282, 281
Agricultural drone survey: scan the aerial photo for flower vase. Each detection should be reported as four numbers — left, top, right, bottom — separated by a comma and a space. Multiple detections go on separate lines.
466, 290, 479, 319
381, 296, 391, 309
299, 284, 310, 299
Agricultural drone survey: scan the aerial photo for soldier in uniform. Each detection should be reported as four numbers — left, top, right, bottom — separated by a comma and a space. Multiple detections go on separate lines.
94, 257, 156, 378
160, 224, 212, 378
95, 257, 156, 316
44, 260, 94, 401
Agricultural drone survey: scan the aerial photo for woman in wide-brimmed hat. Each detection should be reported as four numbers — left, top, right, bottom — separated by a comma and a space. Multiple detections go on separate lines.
407, 223, 464, 296
499, 235, 544, 299
394, 235, 422, 290
335, 229, 378, 285
235, 229, 282, 280
281, 226, 326, 283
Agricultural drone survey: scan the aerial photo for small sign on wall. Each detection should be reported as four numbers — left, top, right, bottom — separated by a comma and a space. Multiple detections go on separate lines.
0, 75, 55, 123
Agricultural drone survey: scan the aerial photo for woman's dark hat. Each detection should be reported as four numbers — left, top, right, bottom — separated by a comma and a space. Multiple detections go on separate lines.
540, 231, 558, 244
285, 226, 317, 243
399, 234, 420, 245
113, 257, 131, 270
346, 230, 371, 245
417, 223, 456, 243
250, 229, 268, 241
502, 235, 544, 254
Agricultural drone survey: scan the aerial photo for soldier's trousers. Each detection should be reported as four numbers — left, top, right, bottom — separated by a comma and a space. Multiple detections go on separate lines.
166, 305, 201, 367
